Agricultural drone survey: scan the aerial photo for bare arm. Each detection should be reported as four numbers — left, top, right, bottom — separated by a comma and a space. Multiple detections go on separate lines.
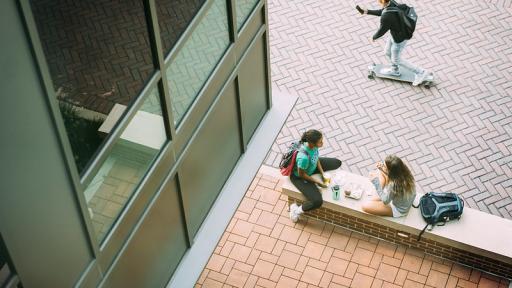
376, 162, 389, 186
369, 169, 391, 204
379, 170, 388, 187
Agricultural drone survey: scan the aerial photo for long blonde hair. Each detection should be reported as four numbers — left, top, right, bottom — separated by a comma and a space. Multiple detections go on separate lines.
385, 155, 415, 197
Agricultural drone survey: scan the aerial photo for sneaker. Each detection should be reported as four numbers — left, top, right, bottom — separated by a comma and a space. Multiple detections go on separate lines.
289, 203, 300, 223
413, 70, 429, 86
380, 67, 401, 77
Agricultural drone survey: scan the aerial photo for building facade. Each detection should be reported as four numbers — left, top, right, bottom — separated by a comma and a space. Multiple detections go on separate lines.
0, 0, 271, 286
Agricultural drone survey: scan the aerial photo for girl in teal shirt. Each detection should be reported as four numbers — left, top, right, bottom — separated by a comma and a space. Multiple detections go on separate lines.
289, 129, 342, 222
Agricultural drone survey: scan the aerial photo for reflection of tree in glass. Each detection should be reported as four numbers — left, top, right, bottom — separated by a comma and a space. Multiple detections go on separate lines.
58, 100, 103, 173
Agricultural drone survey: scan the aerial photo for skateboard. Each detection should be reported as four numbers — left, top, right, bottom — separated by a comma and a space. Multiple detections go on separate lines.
368, 63, 434, 88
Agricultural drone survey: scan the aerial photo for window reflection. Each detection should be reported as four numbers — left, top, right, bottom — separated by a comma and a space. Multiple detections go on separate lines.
30, 0, 154, 173
236, 0, 259, 31
84, 87, 166, 243
156, 0, 206, 56
166, 0, 230, 125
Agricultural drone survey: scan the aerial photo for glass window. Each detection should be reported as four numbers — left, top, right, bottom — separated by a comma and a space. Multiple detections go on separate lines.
166, 0, 230, 125
84, 87, 166, 243
236, 0, 259, 31
156, 0, 206, 56
30, 0, 155, 174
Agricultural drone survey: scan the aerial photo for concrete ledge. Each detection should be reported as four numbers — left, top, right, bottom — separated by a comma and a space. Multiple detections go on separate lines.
276, 167, 512, 279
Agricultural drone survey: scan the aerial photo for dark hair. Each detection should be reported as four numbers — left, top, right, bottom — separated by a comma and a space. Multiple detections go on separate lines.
300, 129, 323, 145
385, 155, 415, 197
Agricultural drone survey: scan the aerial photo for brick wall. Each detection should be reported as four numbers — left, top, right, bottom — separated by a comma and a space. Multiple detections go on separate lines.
288, 197, 512, 279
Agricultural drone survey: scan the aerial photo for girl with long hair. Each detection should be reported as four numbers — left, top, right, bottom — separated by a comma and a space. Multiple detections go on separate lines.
362, 155, 416, 217
289, 129, 342, 222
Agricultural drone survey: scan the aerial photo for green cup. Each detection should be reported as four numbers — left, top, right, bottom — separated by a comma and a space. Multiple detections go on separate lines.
331, 185, 340, 200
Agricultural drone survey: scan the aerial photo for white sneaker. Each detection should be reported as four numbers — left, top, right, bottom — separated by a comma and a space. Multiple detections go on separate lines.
289, 203, 300, 223
413, 70, 429, 86
380, 67, 401, 76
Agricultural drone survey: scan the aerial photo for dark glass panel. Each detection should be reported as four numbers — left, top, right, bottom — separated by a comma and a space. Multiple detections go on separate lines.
84, 87, 166, 243
165, 0, 230, 124
156, 0, 206, 55
30, 0, 155, 173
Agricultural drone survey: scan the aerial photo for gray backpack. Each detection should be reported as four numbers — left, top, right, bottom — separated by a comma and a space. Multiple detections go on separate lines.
413, 192, 464, 241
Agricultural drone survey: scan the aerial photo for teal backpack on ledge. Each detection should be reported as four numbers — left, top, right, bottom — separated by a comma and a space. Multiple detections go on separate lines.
414, 192, 464, 241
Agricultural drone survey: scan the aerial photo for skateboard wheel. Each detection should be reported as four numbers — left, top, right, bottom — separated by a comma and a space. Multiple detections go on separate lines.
368, 74, 374, 79
424, 84, 430, 89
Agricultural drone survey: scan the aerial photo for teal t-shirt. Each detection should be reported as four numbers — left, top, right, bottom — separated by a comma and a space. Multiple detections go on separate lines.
293, 144, 319, 177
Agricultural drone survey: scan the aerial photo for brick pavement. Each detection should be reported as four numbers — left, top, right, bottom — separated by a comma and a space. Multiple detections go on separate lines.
263, 0, 512, 218
196, 174, 510, 287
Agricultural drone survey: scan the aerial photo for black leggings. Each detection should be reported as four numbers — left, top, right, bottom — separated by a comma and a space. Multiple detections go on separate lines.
290, 157, 342, 211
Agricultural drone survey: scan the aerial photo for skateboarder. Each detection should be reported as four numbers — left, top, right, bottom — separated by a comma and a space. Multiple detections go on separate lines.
356, 0, 429, 86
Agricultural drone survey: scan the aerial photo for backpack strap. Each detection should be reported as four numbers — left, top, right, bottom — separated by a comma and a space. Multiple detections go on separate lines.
383, 0, 408, 12
416, 224, 430, 241
294, 146, 311, 173
383, 7, 401, 14
298, 146, 311, 161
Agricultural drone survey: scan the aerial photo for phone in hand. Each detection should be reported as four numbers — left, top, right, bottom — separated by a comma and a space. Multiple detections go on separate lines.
356, 5, 365, 14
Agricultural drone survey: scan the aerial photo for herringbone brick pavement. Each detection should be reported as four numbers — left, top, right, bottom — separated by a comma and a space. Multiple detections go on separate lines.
264, 0, 512, 218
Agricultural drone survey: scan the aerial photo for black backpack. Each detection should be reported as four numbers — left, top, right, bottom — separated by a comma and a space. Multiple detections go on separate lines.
414, 192, 464, 241
279, 142, 309, 176
279, 142, 300, 168
384, 1, 417, 39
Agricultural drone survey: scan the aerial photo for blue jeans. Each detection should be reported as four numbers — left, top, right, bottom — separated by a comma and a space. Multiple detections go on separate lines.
384, 36, 422, 74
